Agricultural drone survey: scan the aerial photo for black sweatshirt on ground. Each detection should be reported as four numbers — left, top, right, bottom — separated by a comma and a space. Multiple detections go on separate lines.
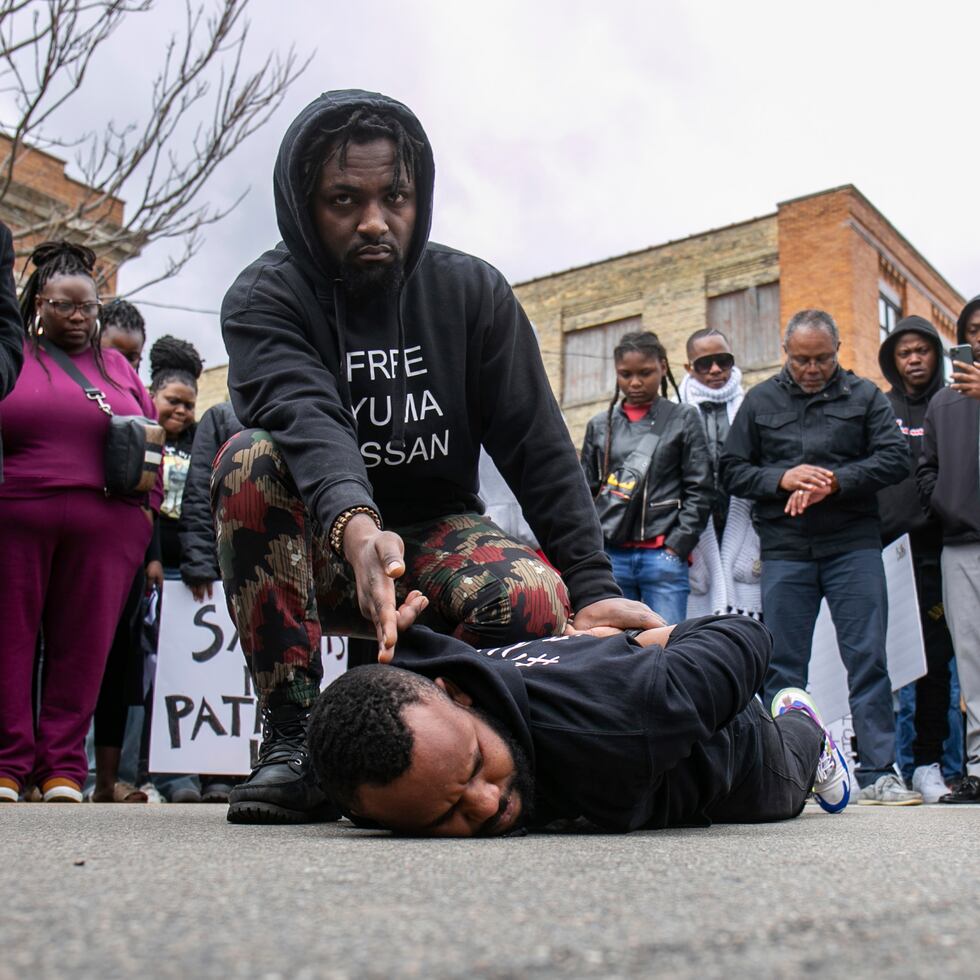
220, 89, 619, 610
392, 616, 771, 832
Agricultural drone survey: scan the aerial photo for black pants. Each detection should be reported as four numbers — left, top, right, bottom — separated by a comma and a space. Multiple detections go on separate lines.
709, 702, 824, 823
93, 570, 144, 748
911, 552, 954, 767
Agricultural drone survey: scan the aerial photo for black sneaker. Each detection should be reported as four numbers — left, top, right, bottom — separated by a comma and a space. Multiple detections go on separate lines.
226, 704, 341, 824
939, 774, 980, 804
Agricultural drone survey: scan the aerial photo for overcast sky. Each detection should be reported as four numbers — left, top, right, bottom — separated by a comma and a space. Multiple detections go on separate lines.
31, 1, 980, 379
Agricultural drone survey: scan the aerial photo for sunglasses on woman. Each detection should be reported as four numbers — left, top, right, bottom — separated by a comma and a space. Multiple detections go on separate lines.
692, 352, 734, 373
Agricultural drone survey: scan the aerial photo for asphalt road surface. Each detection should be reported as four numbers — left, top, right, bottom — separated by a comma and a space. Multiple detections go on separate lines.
3, 802, 977, 978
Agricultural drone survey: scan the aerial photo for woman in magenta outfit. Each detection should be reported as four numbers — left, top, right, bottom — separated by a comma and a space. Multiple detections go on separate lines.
0, 242, 161, 803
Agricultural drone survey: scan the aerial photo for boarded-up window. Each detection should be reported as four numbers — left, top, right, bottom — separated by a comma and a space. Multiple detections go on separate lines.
562, 316, 641, 407
707, 283, 781, 369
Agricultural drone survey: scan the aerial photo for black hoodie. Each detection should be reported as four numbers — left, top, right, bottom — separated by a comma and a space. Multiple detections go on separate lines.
392, 616, 771, 832
0, 223, 24, 482
916, 295, 980, 546
221, 90, 619, 609
876, 316, 945, 551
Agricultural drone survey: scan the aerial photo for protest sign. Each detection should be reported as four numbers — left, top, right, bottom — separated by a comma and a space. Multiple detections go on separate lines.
808, 534, 926, 724
149, 581, 347, 775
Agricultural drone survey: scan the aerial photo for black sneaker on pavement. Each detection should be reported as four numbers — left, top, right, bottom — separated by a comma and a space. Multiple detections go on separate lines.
939, 774, 980, 804
227, 704, 341, 824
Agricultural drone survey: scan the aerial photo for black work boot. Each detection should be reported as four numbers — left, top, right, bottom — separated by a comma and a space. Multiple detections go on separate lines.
226, 704, 341, 825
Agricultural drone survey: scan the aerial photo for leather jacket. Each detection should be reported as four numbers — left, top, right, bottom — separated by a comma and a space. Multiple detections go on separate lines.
580, 398, 713, 558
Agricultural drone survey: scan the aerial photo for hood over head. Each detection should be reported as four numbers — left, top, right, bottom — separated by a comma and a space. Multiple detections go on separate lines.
957, 294, 980, 343
273, 89, 435, 287
878, 315, 944, 397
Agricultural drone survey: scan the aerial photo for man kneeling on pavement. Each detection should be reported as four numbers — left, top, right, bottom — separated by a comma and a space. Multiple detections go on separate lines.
308, 604, 850, 836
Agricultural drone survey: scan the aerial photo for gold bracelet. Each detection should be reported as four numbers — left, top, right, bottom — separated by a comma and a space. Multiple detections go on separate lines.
329, 506, 382, 557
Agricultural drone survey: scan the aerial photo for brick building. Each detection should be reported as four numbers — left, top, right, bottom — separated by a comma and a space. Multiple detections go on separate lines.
190, 184, 966, 432
0, 134, 132, 291
514, 184, 965, 444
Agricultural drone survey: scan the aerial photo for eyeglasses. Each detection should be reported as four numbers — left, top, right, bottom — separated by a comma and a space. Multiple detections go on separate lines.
788, 353, 837, 369
692, 352, 735, 373
40, 298, 101, 318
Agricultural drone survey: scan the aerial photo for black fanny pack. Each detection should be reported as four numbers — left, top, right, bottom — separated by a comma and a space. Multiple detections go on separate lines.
41, 338, 164, 497
593, 425, 661, 544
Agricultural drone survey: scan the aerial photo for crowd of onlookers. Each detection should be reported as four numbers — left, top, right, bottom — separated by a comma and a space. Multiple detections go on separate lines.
0, 233, 240, 804
1, 221, 978, 809
583, 302, 980, 805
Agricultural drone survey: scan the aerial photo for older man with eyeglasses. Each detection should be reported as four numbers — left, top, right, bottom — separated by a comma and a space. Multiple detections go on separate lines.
719, 309, 921, 805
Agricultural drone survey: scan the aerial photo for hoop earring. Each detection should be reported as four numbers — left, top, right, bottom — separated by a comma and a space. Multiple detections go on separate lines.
34, 313, 43, 336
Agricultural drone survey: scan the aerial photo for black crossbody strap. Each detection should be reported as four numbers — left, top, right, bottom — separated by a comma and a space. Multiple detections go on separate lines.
39, 336, 114, 416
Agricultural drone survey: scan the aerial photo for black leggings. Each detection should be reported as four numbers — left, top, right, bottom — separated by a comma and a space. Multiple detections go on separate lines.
93, 570, 144, 748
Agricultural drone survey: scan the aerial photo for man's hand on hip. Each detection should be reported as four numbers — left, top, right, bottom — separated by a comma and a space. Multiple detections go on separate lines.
571, 597, 667, 632
342, 514, 415, 662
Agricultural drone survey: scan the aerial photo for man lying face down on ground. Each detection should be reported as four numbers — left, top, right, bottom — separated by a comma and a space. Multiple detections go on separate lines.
308, 601, 850, 836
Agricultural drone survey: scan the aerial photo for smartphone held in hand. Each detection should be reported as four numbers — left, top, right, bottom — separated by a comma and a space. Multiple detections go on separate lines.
949, 344, 974, 365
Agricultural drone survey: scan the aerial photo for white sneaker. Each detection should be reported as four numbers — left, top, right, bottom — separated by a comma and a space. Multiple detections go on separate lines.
770, 687, 850, 813
857, 772, 923, 805
139, 782, 166, 804
912, 764, 949, 804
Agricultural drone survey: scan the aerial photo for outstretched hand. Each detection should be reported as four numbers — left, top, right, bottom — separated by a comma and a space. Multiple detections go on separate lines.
571, 597, 667, 632
375, 590, 430, 663
343, 514, 416, 662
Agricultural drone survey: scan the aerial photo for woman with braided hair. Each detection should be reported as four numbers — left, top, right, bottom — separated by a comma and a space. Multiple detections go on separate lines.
580, 331, 713, 625
147, 334, 203, 570
0, 241, 160, 803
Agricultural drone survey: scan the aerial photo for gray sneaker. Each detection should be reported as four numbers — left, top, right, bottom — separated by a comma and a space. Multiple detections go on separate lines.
857, 772, 923, 806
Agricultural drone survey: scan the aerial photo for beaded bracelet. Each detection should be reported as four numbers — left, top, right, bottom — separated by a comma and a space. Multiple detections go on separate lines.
329, 506, 382, 557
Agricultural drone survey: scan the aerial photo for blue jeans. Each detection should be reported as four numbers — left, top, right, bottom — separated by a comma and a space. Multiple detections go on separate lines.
606, 545, 690, 625
761, 548, 895, 788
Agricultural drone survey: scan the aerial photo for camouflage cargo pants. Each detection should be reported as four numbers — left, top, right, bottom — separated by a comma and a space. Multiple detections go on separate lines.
212, 429, 571, 709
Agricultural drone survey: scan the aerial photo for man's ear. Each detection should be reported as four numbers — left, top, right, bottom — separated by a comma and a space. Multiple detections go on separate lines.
433, 676, 473, 706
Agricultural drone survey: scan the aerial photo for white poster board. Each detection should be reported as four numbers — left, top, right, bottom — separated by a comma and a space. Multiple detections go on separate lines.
149, 581, 348, 775
807, 534, 926, 723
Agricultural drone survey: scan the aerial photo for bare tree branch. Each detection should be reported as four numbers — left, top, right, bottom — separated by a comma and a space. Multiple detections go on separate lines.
0, 0, 311, 290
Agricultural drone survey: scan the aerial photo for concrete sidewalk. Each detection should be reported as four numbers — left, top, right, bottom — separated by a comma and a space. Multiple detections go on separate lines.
2, 802, 977, 979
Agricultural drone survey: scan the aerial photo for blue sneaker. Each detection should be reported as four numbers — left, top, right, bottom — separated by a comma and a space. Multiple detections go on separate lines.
771, 688, 850, 814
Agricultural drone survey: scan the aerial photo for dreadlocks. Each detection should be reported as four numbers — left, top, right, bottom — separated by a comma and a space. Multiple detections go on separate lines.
599, 331, 681, 489
301, 107, 425, 205
148, 335, 204, 394
19, 240, 116, 385
100, 299, 145, 340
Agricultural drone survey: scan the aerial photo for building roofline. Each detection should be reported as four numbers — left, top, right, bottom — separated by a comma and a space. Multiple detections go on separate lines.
514, 184, 964, 310
512, 210, 777, 288
777, 183, 964, 306
0, 132, 125, 209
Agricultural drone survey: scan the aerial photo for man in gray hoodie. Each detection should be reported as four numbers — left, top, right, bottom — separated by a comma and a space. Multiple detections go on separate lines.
917, 295, 980, 803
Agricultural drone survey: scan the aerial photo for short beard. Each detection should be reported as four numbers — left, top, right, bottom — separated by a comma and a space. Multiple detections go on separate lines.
340, 254, 405, 300
476, 706, 536, 834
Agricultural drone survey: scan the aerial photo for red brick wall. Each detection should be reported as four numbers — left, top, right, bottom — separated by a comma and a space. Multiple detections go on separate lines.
778, 186, 963, 387
0, 135, 125, 290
